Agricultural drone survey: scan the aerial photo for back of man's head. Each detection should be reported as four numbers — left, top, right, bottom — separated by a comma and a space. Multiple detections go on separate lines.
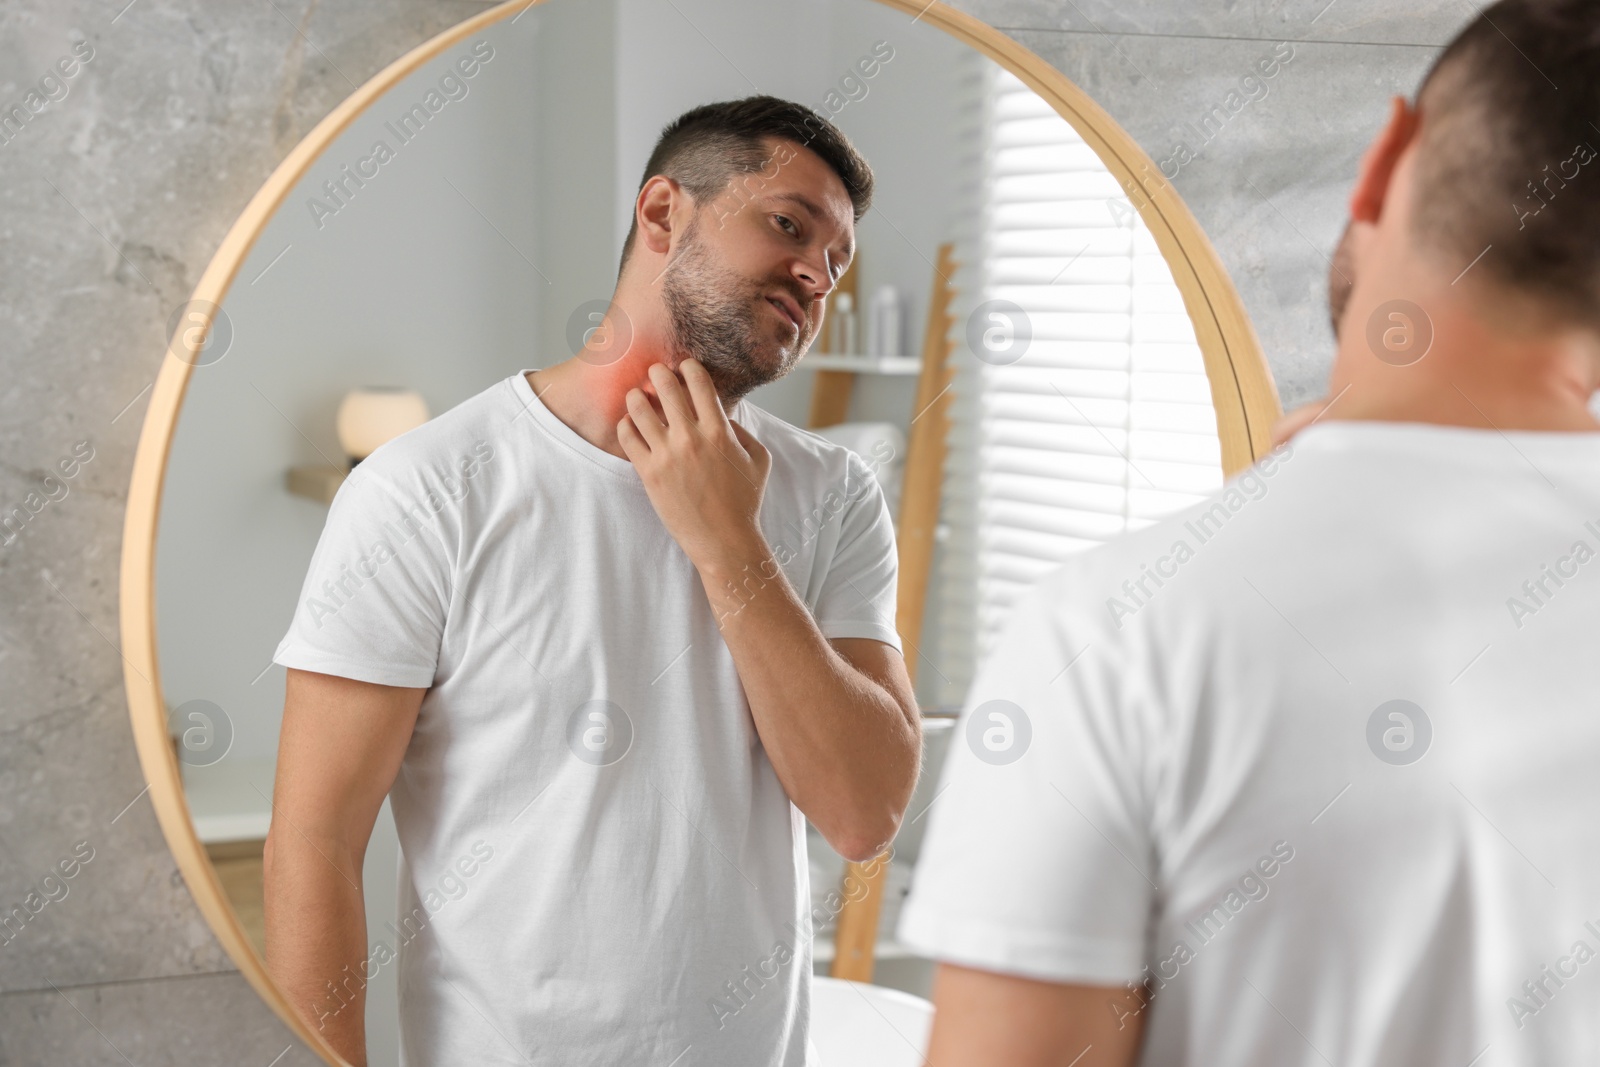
1409, 0, 1600, 331
616, 95, 874, 280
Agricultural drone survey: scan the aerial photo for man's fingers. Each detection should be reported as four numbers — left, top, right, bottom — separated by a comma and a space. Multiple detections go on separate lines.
624, 388, 666, 448
679, 358, 726, 427
647, 362, 696, 427
617, 414, 648, 457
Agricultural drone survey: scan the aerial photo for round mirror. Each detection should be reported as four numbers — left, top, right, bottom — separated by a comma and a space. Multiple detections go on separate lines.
120, 0, 1278, 1062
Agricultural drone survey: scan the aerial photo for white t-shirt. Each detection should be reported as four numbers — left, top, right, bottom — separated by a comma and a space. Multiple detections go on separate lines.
273, 369, 901, 1067
898, 421, 1600, 1066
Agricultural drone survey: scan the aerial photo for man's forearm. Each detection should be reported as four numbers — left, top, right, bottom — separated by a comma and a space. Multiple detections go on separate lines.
699, 537, 920, 861
263, 828, 371, 1065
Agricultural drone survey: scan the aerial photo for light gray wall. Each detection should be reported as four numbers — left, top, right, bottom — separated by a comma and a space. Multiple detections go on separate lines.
0, 0, 1473, 1061
156, 15, 541, 780
534, 0, 618, 366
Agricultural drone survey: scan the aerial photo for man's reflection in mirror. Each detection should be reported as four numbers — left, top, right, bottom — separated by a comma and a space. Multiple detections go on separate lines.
266, 96, 922, 1066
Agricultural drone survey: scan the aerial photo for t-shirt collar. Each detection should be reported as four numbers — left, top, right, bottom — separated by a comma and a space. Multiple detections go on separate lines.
510, 368, 752, 481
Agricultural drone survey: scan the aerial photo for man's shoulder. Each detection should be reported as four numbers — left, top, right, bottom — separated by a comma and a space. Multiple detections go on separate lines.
1020, 456, 1309, 622
735, 400, 877, 482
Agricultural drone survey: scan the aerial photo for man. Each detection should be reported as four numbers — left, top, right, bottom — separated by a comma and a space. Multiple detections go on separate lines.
898, 2, 1600, 1064
266, 95, 921, 1066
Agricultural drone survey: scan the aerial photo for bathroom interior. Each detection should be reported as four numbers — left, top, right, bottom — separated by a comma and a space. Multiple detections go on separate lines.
144, 0, 1235, 1061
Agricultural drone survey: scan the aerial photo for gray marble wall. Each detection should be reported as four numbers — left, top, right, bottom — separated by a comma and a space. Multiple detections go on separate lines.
963, 0, 1469, 409
0, 0, 1472, 1061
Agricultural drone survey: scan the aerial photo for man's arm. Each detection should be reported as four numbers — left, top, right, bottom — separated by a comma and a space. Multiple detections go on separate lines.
617, 358, 921, 862
263, 667, 424, 1066
925, 963, 1145, 1067
689, 488, 922, 861
705, 584, 922, 862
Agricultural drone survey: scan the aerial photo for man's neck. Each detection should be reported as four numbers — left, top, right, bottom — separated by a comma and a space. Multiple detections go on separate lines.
1325, 272, 1600, 433
526, 353, 738, 461
525, 364, 632, 460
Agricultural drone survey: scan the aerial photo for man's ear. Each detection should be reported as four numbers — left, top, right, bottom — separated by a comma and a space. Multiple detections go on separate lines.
1349, 95, 1421, 223
635, 174, 684, 257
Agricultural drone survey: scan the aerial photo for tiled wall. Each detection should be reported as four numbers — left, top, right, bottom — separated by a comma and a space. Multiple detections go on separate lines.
0, 1, 1472, 1061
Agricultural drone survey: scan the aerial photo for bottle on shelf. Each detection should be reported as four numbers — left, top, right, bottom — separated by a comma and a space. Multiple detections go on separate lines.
829, 291, 858, 357
867, 284, 902, 359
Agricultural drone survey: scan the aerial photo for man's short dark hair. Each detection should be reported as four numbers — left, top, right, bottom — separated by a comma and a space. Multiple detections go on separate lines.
617, 95, 874, 278
1410, 0, 1600, 328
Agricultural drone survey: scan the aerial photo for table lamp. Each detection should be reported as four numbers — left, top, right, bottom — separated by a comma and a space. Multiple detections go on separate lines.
335, 386, 429, 467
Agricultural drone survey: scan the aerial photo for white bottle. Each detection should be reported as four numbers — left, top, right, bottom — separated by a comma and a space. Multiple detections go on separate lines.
830, 292, 858, 356
867, 284, 902, 358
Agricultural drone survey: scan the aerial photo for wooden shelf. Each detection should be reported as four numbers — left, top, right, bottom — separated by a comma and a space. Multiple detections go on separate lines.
812, 938, 924, 964
813, 242, 959, 985
286, 464, 347, 505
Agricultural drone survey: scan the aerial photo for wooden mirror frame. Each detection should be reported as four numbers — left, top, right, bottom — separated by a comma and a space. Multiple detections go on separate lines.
118, 0, 1281, 1060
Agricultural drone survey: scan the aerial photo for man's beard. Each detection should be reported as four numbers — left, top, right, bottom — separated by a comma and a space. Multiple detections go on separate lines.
1328, 220, 1356, 339
660, 217, 815, 404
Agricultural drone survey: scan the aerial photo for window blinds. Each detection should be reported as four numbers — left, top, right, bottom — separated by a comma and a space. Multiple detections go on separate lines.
929, 60, 1225, 708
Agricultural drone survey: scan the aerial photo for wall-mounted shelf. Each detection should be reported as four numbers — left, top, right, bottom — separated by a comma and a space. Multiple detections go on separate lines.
812, 243, 959, 985
804, 353, 923, 375
183, 756, 276, 843
286, 464, 347, 505
812, 937, 921, 964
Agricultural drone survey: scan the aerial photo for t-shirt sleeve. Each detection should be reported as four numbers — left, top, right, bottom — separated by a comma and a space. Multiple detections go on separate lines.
895, 564, 1156, 985
272, 464, 453, 689
811, 451, 903, 655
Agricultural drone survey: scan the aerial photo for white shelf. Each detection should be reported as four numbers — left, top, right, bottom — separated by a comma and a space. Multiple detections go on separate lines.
811, 937, 925, 964
194, 809, 272, 843
183, 757, 275, 844
804, 353, 922, 375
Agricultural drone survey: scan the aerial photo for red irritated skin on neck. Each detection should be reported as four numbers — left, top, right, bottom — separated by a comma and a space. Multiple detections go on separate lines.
589, 347, 676, 424
527, 342, 699, 461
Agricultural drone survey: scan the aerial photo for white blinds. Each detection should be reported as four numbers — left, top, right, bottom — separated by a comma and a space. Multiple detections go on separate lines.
929, 61, 1225, 708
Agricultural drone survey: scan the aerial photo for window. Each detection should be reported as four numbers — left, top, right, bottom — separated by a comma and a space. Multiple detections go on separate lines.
930, 61, 1225, 707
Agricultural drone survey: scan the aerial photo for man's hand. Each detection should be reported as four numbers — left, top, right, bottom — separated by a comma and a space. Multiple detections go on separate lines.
617, 358, 773, 571
618, 357, 919, 859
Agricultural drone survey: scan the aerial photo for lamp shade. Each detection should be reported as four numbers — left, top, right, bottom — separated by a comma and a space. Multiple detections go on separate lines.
336, 386, 429, 463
